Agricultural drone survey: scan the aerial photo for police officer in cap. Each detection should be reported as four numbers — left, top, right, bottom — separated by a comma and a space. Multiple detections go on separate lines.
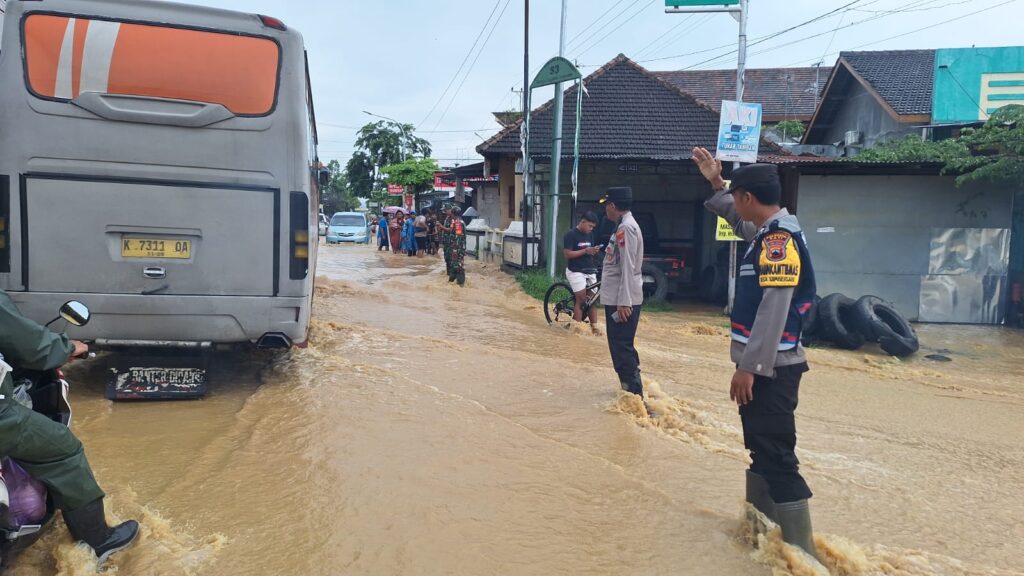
599, 186, 645, 397
692, 147, 819, 559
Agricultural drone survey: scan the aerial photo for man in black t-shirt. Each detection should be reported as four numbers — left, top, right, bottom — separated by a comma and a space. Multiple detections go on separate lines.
563, 211, 602, 325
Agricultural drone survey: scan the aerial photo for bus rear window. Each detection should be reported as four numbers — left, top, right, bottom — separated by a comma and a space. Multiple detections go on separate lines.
23, 14, 280, 116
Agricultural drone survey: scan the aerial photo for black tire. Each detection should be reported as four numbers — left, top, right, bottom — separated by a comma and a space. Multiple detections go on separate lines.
802, 295, 822, 337
850, 295, 887, 341
641, 264, 669, 303
874, 304, 920, 357
818, 293, 865, 350
543, 282, 577, 326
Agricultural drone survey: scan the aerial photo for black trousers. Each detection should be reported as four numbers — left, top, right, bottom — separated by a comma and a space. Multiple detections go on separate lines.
604, 305, 641, 379
739, 362, 812, 503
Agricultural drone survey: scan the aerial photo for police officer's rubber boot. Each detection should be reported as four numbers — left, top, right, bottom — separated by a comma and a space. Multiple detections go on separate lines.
775, 499, 819, 561
618, 371, 643, 397
63, 498, 140, 563
457, 271, 465, 287
631, 371, 644, 397
745, 469, 778, 538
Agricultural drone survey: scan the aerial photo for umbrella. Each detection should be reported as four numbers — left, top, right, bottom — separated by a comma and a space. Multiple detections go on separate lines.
382, 206, 407, 215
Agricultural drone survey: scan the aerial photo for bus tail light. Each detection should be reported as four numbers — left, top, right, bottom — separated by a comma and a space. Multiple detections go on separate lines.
259, 15, 287, 31
289, 192, 309, 280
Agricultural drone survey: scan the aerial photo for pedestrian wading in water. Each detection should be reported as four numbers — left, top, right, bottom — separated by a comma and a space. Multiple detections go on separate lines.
599, 187, 644, 397
448, 206, 467, 286
693, 147, 820, 561
439, 206, 454, 277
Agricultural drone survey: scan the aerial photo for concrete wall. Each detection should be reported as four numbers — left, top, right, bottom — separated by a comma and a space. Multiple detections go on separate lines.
476, 182, 501, 229
798, 175, 1014, 322
498, 157, 517, 229
821, 81, 916, 148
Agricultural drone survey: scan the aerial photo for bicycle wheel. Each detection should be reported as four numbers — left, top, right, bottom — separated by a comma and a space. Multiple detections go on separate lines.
543, 282, 577, 326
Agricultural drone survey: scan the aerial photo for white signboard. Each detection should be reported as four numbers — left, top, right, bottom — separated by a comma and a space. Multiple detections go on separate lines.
716, 100, 763, 164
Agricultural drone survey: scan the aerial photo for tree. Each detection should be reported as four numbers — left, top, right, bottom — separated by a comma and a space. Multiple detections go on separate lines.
342, 121, 433, 198
946, 105, 1024, 188
381, 158, 440, 206
321, 159, 359, 214
345, 152, 376, 198
843, 105, 1024, 188
355, 121, 432, 174
774, 120, 806, 141
846, 134, 969, 163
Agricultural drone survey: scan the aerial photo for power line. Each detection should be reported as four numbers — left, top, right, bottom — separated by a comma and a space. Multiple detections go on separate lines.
567, 0, 645, 54
417, 0, 503, 128
431, 0, 513, 131
637, 0, 867, 66
638, 14, 712, 61
630, 13, 693, 61
318, 122, 496, 134
782, 0, 1015, 66
575, 0, 659, 59
566, 0, 631, 47
851, 0, 972, 12
684, 0, 956, 71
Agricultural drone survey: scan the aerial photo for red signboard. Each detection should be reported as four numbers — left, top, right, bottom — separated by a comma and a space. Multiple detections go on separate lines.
387, 184, 404, 196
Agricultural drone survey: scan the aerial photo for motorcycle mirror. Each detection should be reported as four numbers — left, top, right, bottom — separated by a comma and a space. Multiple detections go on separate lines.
59, 301, 91, 327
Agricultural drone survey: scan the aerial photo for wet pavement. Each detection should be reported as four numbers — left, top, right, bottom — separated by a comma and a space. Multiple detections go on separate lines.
11, 242, 1024, 575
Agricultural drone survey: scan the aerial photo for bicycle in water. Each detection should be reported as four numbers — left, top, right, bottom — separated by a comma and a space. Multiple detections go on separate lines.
543, 275, 601, 327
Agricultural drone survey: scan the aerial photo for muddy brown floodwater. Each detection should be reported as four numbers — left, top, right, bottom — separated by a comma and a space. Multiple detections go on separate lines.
10, 243, 1024, 575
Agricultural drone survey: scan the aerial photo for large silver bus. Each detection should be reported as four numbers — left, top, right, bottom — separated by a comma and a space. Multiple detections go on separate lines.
0, 0, 321, 349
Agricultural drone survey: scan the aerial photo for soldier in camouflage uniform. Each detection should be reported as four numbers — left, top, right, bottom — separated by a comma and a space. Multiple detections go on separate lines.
449, 206, 467, 286
438, 206, 454, 278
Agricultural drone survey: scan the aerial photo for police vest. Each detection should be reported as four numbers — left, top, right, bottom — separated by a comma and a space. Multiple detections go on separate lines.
730, 215, 816, 351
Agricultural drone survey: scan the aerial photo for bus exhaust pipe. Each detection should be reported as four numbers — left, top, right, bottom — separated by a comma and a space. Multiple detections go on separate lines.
257, 333, 292, 349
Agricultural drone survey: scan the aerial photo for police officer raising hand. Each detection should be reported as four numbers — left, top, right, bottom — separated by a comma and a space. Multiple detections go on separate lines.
694, 147, 821, 562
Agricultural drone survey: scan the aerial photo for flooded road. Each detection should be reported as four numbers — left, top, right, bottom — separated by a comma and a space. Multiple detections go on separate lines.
12, 243, 1024, 575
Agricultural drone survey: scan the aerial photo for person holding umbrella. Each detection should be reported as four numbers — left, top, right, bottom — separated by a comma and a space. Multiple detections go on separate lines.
377, 213, 390, 251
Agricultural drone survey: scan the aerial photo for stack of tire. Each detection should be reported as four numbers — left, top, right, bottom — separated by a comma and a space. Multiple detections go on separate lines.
803, 294, 920, 357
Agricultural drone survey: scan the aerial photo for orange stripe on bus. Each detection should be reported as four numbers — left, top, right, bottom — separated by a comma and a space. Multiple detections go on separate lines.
23, 15, 70, 97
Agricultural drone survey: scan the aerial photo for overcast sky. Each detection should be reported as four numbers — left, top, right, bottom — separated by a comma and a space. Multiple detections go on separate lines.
192, 0, 1022, 166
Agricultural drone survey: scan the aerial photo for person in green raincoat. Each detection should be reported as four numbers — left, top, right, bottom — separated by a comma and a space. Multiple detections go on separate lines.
0, 289, 138, 562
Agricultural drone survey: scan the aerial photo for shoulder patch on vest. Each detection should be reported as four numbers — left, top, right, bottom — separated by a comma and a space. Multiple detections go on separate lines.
759, 231, 800, 287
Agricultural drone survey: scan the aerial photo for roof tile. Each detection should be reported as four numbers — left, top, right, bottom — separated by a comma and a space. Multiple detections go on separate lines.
654, 67, 827, 120
840, 49, 935, 115
478, 55, 780, 160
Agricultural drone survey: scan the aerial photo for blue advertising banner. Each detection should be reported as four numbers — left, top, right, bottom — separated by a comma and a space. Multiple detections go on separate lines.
716, 100, 762, 164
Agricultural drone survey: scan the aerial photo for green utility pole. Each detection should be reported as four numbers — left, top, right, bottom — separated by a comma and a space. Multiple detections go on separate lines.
547, 0, 569, 279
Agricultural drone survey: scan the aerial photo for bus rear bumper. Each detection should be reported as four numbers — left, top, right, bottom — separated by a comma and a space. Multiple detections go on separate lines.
10, 292, 310, 347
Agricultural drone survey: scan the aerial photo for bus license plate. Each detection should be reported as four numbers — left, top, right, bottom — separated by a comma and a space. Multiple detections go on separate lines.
122, 238, 191, 259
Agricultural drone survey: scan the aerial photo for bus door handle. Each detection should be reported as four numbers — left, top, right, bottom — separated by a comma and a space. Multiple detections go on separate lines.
73, 92, 235, 128
143, 267, 166, 279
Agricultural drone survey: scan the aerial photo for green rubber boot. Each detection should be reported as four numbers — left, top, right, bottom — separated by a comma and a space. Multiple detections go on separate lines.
775, 499, 818, 560
745, 470, 778, 522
